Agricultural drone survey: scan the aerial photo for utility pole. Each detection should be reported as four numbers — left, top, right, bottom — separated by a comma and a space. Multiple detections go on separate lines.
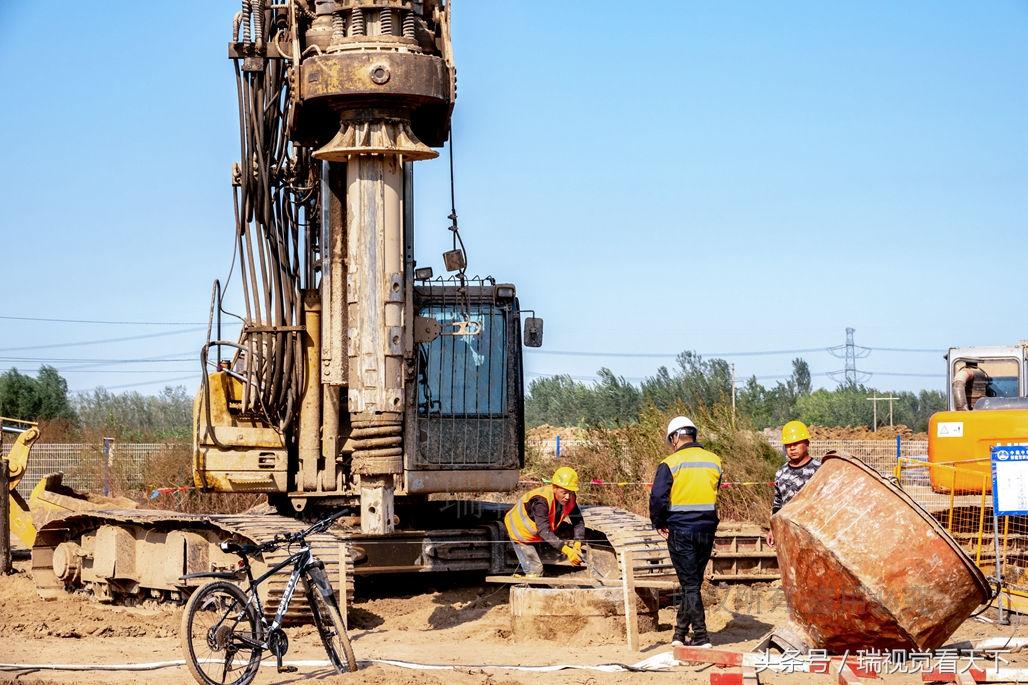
730, 363, 736, 428
867, 395, 899, 431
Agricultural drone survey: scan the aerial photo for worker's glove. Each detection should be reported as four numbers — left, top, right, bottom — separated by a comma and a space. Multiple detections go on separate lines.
562, 544, 584, 566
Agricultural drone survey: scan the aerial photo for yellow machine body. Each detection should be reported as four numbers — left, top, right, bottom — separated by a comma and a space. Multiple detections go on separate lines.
192, 371, 288, 493
928, 409, 1028, 493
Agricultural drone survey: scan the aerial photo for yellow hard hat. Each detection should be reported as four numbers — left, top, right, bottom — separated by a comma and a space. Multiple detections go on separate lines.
551, 466, 580, 492
782, 420, 811, 445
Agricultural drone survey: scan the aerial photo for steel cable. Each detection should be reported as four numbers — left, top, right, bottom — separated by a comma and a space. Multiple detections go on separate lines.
204, 4, 318, 436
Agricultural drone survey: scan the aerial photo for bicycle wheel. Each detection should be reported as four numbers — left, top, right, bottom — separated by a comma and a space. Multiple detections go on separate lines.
304, 573, 357, 673
180, 581, 263, 685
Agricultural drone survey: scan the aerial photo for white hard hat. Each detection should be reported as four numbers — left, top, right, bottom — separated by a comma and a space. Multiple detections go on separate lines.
666, 416, 697, 444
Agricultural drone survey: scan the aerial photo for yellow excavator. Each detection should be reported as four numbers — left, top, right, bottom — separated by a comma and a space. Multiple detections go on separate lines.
922, 345, 1028, 614
2, 417, 134, 550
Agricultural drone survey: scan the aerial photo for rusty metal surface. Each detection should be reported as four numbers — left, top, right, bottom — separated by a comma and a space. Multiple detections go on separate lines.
300, 52, 450, 105
771, 452, 991, 652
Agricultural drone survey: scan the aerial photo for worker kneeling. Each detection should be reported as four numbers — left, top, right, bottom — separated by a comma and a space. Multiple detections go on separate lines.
504, 467, 586, 577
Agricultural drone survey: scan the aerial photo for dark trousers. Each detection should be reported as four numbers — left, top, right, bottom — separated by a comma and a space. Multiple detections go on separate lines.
667, 526, 716, 640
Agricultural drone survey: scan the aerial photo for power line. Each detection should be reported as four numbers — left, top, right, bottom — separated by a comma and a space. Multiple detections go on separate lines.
0, 314, 211, 326
526, 368, 941, 384
0, 356, 194, 364
525, 345, 943, 359
54, 349, 200, 372
866, 371, 942, 378
70, 374, 199, 392
0, 327, 206, 352
526, 347, 827, 359
526, 370, 838, 383
49, 368, 199, 374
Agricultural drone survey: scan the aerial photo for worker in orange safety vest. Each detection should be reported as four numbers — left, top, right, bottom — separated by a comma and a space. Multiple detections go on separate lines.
504, 466, 586, 577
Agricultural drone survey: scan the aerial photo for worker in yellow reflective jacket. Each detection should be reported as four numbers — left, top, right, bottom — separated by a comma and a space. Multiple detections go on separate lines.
649, 416, 722, 648
504, 466, 586, 577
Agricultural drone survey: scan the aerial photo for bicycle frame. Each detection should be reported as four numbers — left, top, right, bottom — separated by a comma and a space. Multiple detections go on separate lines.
231, 540, 323, 647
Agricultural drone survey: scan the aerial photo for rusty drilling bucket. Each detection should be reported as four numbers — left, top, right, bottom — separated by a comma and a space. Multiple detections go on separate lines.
770, 452, 992, 652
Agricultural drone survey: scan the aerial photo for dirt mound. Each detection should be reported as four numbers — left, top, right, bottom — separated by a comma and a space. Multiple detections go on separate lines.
808, 424, 927, 441
525, 425, 591, 442
351, 580, 511, 635
0, 566, 180, 639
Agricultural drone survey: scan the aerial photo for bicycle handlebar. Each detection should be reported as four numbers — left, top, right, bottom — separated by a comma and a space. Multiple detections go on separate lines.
298, 508, 348, 539
220, 509, 348, 558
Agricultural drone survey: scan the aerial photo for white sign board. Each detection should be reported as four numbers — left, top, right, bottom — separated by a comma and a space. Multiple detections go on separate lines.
936, 421, 964, 438
992, 446, 1028, 516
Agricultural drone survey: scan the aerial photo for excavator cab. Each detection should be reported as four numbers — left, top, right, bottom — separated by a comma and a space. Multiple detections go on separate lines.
408, 279, 528, 493
947, 346, 1027, 411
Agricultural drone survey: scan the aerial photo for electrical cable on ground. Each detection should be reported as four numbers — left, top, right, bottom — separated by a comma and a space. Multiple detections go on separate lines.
0, 652, 681, 674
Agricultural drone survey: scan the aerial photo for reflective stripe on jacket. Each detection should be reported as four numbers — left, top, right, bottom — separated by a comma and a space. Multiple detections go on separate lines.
504, 485, 577, 544
662, 446, 722, 513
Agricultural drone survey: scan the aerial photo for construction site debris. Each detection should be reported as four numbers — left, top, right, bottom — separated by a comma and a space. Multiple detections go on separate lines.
771, 452, 991, 651
509, 586, 656, 644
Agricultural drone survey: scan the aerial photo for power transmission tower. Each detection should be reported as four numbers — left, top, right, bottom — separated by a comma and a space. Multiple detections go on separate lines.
828, 327, 871, 385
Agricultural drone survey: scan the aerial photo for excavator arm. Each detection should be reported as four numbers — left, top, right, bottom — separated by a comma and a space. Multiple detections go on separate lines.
2, 418, 40, 548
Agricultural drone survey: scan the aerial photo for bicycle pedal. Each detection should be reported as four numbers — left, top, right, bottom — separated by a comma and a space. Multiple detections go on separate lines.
277, 665, 298, 673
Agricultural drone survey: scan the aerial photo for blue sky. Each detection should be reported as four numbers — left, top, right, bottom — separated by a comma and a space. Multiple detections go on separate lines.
1, 1, 1026, 396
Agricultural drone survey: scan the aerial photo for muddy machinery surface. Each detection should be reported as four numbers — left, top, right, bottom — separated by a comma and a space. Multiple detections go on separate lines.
29, 1, 776, 614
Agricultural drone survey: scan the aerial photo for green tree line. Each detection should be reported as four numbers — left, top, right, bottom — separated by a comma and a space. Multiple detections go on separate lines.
526, 353, 946, 432
3, 357, 947, 440
0, 366, 193, 441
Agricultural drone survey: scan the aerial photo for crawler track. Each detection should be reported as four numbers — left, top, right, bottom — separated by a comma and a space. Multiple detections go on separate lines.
31, 510, 355, 623
581, 506, 780, 583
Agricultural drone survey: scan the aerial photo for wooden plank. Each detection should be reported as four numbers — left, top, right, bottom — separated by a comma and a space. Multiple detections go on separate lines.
674, 646, 745, 667
486, 575, 601, 587
621, 549, 639, 651
338, 544, 348, 629
485, 574, 679, 590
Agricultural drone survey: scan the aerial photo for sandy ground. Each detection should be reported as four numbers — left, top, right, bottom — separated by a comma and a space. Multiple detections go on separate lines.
0, 560, 1025, 685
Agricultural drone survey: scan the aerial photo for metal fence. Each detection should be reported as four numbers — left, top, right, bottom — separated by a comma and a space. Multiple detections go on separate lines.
1, 441, 182, 497
766, 439, 928, 476
894, 458, 1028, 614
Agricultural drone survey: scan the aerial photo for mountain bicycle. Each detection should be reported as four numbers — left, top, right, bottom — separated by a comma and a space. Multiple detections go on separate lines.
179, 509, 357, 685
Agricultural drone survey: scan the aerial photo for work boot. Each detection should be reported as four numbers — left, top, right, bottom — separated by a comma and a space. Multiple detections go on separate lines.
688, 635, 712, 648
512, 572, 541, 580
670, 632, 686, 648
